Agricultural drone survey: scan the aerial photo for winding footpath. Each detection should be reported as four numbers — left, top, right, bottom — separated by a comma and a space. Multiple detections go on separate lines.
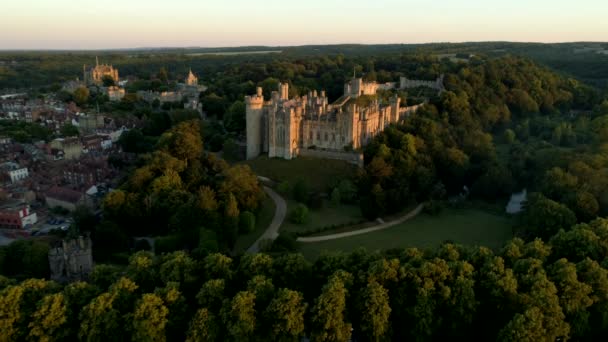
297, 203, 425, 243
247, 186, 287, 253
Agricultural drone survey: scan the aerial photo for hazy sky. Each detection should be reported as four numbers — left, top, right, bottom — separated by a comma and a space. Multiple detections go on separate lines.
1, 0, 606, 49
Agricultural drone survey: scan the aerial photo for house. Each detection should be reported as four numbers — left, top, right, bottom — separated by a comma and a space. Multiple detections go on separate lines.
45, 186, 89, 211
49, 138, 82, 160
1, 162, 29, 183
0, 203, 38, 229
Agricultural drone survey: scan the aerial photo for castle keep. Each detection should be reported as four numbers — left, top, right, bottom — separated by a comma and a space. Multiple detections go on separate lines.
246, 76, 432, 160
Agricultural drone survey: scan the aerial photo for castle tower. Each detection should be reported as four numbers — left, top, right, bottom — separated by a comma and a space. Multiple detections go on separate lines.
279, 82, 289, 100
245, 87, 265, 160
390, 94, 401, 123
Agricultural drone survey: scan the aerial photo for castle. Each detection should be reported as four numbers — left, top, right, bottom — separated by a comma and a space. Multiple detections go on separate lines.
246, 76, 434, 161
48, 236, 94, 282
84, 57, 119, 86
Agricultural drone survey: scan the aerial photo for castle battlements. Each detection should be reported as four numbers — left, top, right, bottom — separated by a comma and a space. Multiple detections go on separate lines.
246, 76, 428, 161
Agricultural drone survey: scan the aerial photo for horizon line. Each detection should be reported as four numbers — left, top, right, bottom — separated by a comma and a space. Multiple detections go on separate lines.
1, 40, 607, 52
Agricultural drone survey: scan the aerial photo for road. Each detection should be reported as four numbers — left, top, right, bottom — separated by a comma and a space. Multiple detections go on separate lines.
247, 186, 287, 253
297, 203, 425, 243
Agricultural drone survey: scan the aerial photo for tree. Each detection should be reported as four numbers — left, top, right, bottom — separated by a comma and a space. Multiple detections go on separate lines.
158, 120, 203, 162
239, 211, 256, 234
158, 67, 169, 83
310, 272, 352, 342
203, 253, 233, 280
293, 179, 310, 204
73, 87, 89, 106
131, 293, 169, 342
222, 138, 240, 161
566, 191, 599, 222
60, 124, 79, 137
358, 281, 391, 342
504, 129, 517, 144
100, 75, 115, 87
263, 289, 307, 341
127, 251, 158, 292
289, 204, 309, 224
224, 100, 246, 132
221, 291, 256, 340
220, 165, 265, 211
521, 193, 577, 240
548, 260, 593, 337
196, 279, 226, 312
186, 308, 218, 342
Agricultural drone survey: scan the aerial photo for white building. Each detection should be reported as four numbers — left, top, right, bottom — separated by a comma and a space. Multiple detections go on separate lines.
1, 162, 28, 183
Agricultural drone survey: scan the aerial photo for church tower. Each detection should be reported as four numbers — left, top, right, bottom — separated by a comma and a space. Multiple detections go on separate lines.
245, 87, 264, 160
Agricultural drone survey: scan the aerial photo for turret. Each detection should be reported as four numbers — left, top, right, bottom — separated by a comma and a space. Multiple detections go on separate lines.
390, 94, 401, 123
245, 87, 265, 160
279, 83, 289, 100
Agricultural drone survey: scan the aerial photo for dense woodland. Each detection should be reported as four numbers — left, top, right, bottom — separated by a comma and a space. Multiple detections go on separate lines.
2, 45, 608, 340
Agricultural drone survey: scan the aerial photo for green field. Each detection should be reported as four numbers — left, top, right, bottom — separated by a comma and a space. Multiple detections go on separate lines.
281, 199, 363, 234
243, 156, 356, 192
233, 195, 276, 253
298, 208, 514, 259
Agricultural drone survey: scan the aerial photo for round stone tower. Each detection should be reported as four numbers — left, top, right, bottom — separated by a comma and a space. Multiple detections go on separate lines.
245, 87, 264, 160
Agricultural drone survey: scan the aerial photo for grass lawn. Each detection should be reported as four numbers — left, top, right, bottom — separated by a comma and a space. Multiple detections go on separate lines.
281, 199, 363, 234
298, 208, 514, 259
233, 195, 276, 253
243, 155, 357, 192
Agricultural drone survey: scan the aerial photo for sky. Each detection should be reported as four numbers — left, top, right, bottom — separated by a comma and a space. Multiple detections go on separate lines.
1, 0, 607, 50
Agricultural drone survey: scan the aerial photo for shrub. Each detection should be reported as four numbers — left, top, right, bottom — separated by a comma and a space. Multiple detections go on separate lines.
290, 204, 309, 224
293, 179, 310, 203
270, 233, 298, 252
154, 235, 182, 255
134, 239, 151, 251
222, 138, 240, 161
239, 211, 256, 233
424, 201, 443, 216
330, 188, 341, 207
277, 181, 291, 196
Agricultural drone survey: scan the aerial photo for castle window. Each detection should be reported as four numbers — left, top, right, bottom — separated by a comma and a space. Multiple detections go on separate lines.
316, 132, 320, 140
309, 131, 313, 140
332, 134, 335, 141
324, 133, 328, 141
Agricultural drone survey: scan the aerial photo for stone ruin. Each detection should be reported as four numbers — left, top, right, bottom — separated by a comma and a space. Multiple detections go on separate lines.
48, 235, 94, 282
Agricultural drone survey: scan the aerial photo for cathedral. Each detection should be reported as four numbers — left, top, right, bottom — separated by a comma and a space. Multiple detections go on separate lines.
185, 68, 199, 86
246, 76, 429, 161
83, 57, 119, 86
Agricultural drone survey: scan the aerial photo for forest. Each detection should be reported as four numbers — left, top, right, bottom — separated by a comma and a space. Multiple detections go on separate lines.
2, 45, 608, 340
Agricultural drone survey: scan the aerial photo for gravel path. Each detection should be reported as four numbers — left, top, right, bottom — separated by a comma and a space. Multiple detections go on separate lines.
297, 203, 425, 243
246, 186, 287, 253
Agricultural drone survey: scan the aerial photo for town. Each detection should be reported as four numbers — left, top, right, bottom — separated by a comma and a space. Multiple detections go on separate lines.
0, 58, 206, 249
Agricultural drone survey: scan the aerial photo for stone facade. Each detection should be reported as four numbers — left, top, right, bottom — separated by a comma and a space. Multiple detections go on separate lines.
48, 236, 93, 282
107, 86, 125, 101
246, 77, 429, 160
400, 75, 445, 92
84, 57, 119, 86
185, 69, 198, 86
